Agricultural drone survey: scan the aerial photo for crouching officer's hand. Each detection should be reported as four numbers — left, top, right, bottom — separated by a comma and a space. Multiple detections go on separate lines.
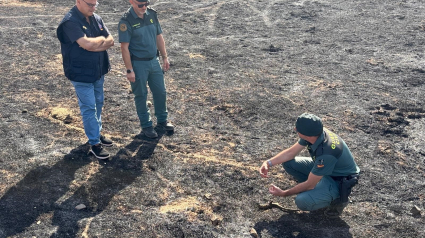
269, 184, 286, 197
259, 161, 271, 178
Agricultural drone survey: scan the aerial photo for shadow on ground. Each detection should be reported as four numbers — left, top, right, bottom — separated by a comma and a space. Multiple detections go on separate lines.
254, 211, 352, 238
0, 132, 163, 238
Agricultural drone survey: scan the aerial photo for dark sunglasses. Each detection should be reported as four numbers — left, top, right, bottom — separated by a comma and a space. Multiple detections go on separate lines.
137, 2, 150, 8
82, 0, 99, 8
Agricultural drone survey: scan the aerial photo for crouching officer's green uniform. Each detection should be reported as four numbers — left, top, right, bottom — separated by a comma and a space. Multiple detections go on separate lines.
259, 113, 360, 217
118, 1, 171, 137
284, 114, 360, 215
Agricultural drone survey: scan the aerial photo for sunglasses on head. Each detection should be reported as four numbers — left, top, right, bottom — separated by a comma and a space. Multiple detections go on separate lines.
137, 2, 150, 8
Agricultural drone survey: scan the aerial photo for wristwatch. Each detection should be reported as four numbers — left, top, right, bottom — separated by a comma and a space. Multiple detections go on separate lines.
126, 69, 133, 73
267, 160, 273, 167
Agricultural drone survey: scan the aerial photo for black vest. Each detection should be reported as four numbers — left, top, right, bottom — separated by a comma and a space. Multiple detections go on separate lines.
57, 7, 110, 83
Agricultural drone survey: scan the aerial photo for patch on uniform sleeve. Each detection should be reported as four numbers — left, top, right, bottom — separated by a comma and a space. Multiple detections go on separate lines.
317, 159, 324, 168
148, 7, 157, 13
119, 23, 127, 32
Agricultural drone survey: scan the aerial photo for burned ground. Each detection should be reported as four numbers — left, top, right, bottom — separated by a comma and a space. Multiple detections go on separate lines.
0, 0, 424, 237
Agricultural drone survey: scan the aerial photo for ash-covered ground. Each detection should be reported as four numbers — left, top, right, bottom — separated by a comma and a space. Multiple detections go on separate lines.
0, 0, 424, 237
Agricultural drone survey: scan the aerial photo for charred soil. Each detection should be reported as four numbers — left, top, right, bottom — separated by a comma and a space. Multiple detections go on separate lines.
0, 0, 424, 237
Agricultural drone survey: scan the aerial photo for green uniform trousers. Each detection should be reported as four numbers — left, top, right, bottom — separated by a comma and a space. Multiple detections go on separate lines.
283, 157, 340, 211
131, 58, 168, 129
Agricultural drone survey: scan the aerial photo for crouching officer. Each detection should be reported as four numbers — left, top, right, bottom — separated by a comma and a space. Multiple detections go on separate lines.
259, 113, 360, 216
118, 0, 174, 138
57, 0, 114, 159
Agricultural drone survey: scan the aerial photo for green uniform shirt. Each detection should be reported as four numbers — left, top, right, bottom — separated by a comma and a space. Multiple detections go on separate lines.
118, 7, 162, 59
298, 128, 360, 177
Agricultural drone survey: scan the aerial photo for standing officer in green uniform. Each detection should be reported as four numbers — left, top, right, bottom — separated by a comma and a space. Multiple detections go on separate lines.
259, 113, 360, 216
118, 0, 174, 138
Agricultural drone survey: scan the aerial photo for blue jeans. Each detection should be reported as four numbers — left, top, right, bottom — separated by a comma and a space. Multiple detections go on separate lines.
71, 76, 104, 145
131, 58, 168, 128
283, 157, 340, 211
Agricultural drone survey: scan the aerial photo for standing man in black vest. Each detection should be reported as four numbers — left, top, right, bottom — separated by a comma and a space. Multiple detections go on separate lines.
57, 0, 114, 159
259, 113, 360, 216
118, 0, 174, 139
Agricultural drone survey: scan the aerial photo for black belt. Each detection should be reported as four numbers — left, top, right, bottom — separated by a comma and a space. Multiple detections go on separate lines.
131, 55, 155, 61
331, 173, 359, 181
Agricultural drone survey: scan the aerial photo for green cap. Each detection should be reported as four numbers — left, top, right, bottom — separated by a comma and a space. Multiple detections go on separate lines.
295, 113, 323, 136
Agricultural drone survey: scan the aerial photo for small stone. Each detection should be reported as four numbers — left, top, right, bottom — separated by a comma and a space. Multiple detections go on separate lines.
367, 58, 381, 66
386, 212, 396, 219
411, 205, 421, 217
75, 204, 86, 210
211, 215, 223, 226
292, 231, 300, 237
250, 228, 258, 238
204, 193, 212, 200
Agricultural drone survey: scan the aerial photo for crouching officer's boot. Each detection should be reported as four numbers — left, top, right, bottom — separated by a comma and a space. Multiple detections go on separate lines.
324, 200, 349, 218
325, 173, 359, 218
